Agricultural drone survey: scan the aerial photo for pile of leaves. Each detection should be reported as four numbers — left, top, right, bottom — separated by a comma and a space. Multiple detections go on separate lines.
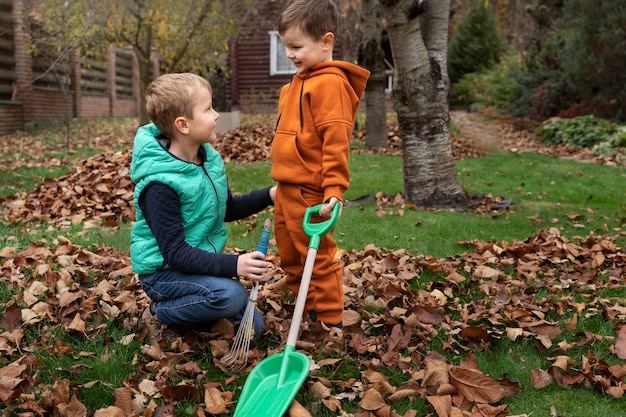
0, 119, 513, 227
1, 226, 625, 416
1, 151, 135, 226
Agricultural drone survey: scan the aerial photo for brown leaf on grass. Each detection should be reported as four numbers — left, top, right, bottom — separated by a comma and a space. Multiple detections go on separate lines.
0, 303, 22, 332
203, 386, 230, 414
162, 384, 200, 402
359, 388, 386, 411
62, 388, 87, 417
381, 325, 411, 365
413, 306, 443, 325
449, 367, 506, 404
472, 402, 510, 417
605, 386, 624, 399
112, 387, 133, 415
422, 356, 450, 388
609, 364, 626, 379
288, 399, 313, 417
93, 406, 126, 417
309, 381, 332, 400
460, 326, 491, 343
531, 368, 553, 389
321, 396, 343, 413
153, 405, 175, 417
349, 332, 372, 355
343, 309, 362, 326
426, 395, 452, 417
388, 388, 419, 401
614, 324, 626, 360
0, 360, 26, 394
497, 375, 522, 397
66, 313, 87, 333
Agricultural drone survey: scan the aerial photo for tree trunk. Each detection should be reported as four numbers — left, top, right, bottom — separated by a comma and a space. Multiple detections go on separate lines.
134, 25, 153, 126
136, 54, 151, 126
359, 0, 388, 150
379, 0, 469, 209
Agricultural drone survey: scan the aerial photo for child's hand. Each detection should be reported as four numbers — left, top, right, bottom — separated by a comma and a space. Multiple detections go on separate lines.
269, 186, 277, 203
319, 197, 342, 217
237, 252, 274, 282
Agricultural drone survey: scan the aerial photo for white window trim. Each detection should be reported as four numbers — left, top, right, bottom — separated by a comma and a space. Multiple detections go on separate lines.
269, 31, 295, 76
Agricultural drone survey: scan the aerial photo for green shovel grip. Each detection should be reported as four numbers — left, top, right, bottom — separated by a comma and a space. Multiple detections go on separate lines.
303, 203, 341, 250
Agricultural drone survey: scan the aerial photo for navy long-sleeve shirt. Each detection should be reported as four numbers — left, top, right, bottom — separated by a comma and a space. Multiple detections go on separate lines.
138, 182, 272, 277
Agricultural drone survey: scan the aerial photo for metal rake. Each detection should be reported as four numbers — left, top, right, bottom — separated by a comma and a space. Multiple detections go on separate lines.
223, 280, 259, 368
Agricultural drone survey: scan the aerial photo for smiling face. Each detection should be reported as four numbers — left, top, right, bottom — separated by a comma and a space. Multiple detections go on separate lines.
280, 25, 334, 73
186, 86, 220, 144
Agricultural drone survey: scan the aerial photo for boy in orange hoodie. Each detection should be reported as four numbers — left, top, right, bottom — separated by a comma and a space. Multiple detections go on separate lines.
270, 0, 370, 327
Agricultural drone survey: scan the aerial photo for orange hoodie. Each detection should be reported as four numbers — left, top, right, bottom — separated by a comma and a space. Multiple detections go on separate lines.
270, 61, 370, 202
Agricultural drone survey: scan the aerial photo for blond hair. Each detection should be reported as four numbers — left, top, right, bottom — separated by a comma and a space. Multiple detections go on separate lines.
278, 0, 338, 40
145, 73, 212, 138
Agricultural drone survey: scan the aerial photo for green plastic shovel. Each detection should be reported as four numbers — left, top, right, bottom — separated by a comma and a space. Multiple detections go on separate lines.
233, 203, 341, 417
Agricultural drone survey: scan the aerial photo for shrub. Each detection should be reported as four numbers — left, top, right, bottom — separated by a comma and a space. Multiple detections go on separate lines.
448, 0, 505, 84
593, 126, 626, 163
511, 1, 626, 121
451, 53, 522, 111
535, 115, 618, 148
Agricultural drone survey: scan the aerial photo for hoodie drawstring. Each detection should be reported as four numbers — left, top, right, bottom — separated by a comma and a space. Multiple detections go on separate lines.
299, 78, 305, 133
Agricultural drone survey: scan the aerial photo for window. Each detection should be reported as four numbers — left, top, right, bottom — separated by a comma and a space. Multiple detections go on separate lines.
269, 31, 295, 76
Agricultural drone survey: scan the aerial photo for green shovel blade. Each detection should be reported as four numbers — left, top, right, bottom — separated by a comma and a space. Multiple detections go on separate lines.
233, 204, 340, 416
233, 345, 310, 417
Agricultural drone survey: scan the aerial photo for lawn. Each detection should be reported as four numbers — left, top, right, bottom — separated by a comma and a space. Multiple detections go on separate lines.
0, 116, 625, 417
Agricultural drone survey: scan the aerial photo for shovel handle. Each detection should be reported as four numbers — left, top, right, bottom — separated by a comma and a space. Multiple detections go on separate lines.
302, 203, 341, 250
283, 203, 341, 349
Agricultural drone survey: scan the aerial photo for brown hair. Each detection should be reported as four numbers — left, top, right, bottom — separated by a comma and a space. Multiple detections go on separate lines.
145, 73, 212, 138
278, 0, 338, 40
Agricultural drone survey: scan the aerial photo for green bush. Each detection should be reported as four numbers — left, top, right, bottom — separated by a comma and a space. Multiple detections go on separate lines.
593, 126, 626, 163
448, 0, 504, 84
451, 53, 522, 111
535, 115, 618, 148
512, 1, 626, 121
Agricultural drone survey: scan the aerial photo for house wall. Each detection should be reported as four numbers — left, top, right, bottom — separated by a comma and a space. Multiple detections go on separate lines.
0, 0, 141, 134
229, 0, 348, 114
229, 0, 291, 113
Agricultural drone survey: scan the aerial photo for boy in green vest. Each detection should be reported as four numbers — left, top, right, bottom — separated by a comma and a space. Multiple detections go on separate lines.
130, 73, 276, 343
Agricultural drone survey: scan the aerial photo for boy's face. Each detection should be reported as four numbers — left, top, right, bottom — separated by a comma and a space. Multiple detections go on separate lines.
280, 26, 333, 73
186, 86, 220, 144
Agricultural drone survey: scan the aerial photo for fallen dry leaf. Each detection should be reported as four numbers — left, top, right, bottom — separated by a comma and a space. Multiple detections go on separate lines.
449, 367, 506, 404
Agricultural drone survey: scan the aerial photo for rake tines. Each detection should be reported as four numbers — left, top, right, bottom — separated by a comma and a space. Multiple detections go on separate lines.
223, 280, 259, 369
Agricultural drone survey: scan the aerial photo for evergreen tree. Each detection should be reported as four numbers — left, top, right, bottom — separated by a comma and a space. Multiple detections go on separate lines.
513, 0, 626, 121
448, 0, 504, 84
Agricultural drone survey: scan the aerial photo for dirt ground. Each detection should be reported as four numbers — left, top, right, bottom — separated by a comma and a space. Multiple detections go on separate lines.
450, 110, 503, 153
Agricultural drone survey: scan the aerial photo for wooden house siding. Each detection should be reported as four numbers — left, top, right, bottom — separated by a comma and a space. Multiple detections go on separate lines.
229, 0, 291, 113
228, 0, 347, 114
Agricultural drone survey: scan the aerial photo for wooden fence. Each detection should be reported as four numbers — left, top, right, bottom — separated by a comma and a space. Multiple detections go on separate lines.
0, 0, 142, 134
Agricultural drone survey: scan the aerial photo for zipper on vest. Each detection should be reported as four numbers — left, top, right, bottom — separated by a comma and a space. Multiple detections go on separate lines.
200, 164, 220, 252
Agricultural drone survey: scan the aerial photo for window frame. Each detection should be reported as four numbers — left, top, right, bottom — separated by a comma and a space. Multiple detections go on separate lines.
269, 31, 295, 76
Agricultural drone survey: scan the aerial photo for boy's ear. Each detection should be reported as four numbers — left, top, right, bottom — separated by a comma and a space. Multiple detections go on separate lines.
174, 116, 189, 134
322, 32, 334, 49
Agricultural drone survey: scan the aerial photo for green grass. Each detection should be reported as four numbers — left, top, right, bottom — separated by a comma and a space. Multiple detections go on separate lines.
29, 323, 142, 410
473, 336, 626, 416
1, 119, 626, 416
225, 151, 626, 258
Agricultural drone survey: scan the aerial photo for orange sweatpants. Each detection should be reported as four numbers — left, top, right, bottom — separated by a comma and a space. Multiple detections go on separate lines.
274, 183, 344, 325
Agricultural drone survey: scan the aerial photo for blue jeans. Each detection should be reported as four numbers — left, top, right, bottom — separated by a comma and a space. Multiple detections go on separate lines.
139, 269, 265, 336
